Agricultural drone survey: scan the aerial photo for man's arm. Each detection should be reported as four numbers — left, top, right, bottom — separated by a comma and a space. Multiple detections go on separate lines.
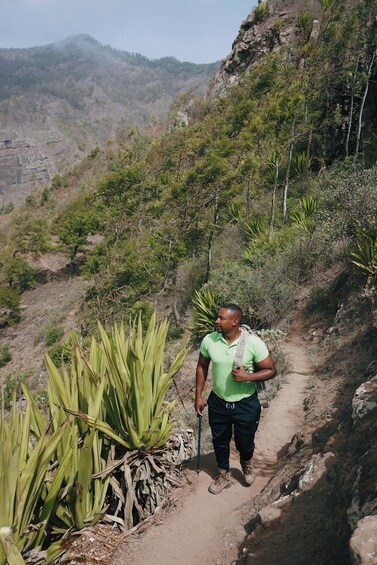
195, 353, 210, 416
232, 355, 276, 383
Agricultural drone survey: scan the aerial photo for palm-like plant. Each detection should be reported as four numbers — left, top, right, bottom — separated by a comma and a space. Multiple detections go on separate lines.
243, 217, 268, 241
350, 229, 377, 287
23, 341, 112, 534
290, 196, 319, 236
291, 152, 311, 178
224, 203, 241, 225
191, 286, 219, 339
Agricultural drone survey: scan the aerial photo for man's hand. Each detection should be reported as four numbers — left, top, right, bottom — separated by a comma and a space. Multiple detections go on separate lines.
232, 356, 276, 383
195, 397, 206, 417
231, 367, 251, 382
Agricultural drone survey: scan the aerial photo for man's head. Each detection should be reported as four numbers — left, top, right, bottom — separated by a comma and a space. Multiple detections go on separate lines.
215, 304, 243, 335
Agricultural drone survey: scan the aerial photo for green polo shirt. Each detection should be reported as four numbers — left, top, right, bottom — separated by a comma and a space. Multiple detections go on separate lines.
200, 331, 269, 402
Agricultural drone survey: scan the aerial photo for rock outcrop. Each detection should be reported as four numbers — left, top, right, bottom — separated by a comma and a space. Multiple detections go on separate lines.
348, 377, 377, 564
238, 366, 377, 564
350, 516, 377, 564
208, 0, 322, 97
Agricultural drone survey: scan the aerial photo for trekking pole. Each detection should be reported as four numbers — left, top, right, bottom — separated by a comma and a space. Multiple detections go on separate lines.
196, 416, 202, 475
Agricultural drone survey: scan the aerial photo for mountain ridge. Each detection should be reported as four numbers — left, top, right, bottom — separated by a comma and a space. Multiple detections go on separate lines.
0, 34, 218, 206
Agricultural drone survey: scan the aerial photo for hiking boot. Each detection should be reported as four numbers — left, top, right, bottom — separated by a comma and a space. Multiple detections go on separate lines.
240, 459, 254, 486
208, 469, 232, 494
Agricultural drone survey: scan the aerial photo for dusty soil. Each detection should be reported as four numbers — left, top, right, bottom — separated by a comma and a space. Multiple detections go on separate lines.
109, 338, 312, 565
0, 274, 87, 383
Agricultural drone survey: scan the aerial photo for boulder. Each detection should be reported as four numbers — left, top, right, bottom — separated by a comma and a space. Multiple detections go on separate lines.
298, 452, 335, 492
349, 515, 377, 564
352, 377, 377, 422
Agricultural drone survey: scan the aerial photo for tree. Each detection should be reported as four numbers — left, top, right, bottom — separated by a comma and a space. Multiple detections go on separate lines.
0, 256, 36, 291
55, 205, 101, 270
11, 216, 50, 256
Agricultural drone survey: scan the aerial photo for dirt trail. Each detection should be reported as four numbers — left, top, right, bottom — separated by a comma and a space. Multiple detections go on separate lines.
112, 337, 312, 565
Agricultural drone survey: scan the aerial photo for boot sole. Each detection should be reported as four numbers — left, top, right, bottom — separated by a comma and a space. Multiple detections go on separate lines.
208, 481, 232, 494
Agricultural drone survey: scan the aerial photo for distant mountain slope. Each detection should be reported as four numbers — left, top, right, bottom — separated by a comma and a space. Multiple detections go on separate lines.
0, 34, 218, 205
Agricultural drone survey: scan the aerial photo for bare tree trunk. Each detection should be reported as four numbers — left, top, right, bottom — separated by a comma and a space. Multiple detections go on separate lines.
269, 154, 279, 240
246, 178, 252, 223
306, 126, 313, 160
353, 51, 376, 167
171, 261, 180, 323
345, 87, 355, 158
205, 190, 219, 282
345, 63, 359, 158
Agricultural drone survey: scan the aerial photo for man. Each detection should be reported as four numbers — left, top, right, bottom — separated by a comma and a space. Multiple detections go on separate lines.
195, 304, 276, 494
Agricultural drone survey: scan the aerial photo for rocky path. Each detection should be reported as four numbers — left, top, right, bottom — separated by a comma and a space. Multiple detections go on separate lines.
112, 338, 312, 565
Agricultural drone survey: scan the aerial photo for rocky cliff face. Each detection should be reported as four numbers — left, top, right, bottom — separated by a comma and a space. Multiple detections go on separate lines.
208, 0, 322, 97
0, 35, 218, 206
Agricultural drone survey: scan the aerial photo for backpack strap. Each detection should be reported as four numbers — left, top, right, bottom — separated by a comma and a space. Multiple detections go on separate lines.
233, 329, 248, 369
233, 327, 267, 393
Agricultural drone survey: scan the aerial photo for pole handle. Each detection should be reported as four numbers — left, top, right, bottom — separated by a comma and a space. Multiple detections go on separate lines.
196, 416, 202, 475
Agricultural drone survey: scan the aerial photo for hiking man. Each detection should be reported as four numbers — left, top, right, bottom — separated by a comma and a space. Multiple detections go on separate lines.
195, 304, 276, 494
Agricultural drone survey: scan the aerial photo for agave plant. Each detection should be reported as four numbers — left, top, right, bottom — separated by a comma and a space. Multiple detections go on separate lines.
0, 395, 70, 565
242, 217, 268, 241
61, 314, 191, 530
350, 229, 377, 287
224, 203, 241, 225
290, 196, 319, 236
0, 312, 192, 563
22, 338, 111, 534
65, 313, 190, 452
290, 152, 311, 178
191, 286, 219, 339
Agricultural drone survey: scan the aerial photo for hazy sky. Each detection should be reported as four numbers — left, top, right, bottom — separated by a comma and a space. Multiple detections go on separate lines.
0, 1, 256, 63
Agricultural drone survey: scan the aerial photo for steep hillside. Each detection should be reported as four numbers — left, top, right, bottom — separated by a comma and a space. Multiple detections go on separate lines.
0, 1, 376, 563
0, 34, 218, 205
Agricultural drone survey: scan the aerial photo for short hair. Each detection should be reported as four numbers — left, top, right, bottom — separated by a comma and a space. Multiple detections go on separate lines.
221, 303, 243, 320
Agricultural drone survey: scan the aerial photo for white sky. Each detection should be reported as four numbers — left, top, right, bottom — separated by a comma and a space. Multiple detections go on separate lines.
0, 0, 256, 63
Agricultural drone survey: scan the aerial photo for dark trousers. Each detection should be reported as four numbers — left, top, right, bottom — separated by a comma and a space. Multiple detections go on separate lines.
208, 391, 261, 471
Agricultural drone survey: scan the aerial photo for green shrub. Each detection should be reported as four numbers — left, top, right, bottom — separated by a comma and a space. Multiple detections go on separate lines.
129, 300, 155, 330
51, 174, 62, 189
208, 255, 299, 328
297, 10, 311, 34
0, 257, 36, 292
2, 371, 30, 409
316, 166, 377, 263
48, 344, 71, 368
273, 19, 283, 33
45, 325, 64, 346
321, 0, 335, 9
88, 146, 100, 160
254, 3, 269, 23
0, 202, 14, 215
0, 287, 21, 327
0, 345, 12, 367
168, 325, 185, 341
